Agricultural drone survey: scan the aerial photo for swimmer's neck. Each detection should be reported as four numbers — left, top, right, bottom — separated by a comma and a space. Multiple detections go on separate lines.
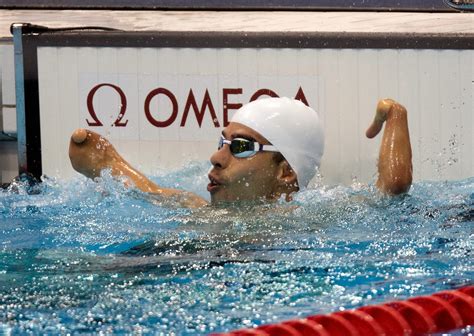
210, 193, 293, 208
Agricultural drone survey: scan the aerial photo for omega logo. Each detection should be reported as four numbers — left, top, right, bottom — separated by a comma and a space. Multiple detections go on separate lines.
86, 84, 311, 128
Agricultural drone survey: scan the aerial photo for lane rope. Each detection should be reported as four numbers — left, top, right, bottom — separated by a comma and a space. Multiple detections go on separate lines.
213, 285, 474, 336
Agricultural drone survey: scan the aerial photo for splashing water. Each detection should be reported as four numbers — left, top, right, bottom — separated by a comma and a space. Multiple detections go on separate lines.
0, 162, 472, 334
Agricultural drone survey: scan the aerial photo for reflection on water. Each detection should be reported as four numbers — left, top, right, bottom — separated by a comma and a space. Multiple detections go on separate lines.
0, 162, 472, 334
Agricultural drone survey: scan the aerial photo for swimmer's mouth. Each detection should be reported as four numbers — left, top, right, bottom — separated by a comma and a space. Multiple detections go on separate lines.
207, 174, 222, 193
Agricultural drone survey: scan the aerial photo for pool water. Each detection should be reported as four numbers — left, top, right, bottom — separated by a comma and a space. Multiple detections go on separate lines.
0, 162, 472, 334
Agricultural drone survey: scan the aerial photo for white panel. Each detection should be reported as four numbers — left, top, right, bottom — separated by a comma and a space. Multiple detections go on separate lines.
438, 50, 463, 181
257, 49, 278, 75
0, 142, 18, 183
471, 50, 474, 177
177, 48, 198, 75
277, 49, 298, 76
1, 44, 16, 133
237, 49, 258, 76
56, 47, 80, 175
117, 48, 138, 74
296, 49, 320, 116
149, 73, 180, 142
154, 48, 181, 141
217, 48, 238, 76
375, 48, 402, 187
0, 43, 14, 181
77, 47, 99, 136
216, 49, 240, 126
398, 49, 420, 180
157, 48, 179, 75
137, 49, 159, 144
116, 73, 139, 141
178, 75, 219, 142
76, 45, 101, 175
198, 49, 218, 75
377, 49, 399, 100
459, 50, 473, 177
238, 49, 259, 106
276, 49, 300, 101
158, 141, 193, 171
35, 45, 473, 185
96, 48, 119, 139
338, 49, 360, 184
38, 47, 60, 177
116, 48, 140, 159
138, 74, 161, 141
117, 49, 140, 141
138, 140, 161, 176
297, 49, 318, 77
1, 108, 16, 134
418, 50, 441, 181
218, 74, 242, 125
0, 45, 15, 104
77, 47, 99, 73
78, 72, 99, 130
317, 49, 341, 185
295, 76, 319, 112
138, 48, 158, 75
357, 49, 379, 184
188, 49, 219, 143
256, 75, 278, 97
97, 48, 117, 74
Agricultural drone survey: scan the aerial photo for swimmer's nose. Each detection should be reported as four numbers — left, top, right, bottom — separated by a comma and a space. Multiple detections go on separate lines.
71, 128, 88, 144
210, 145, 231, 169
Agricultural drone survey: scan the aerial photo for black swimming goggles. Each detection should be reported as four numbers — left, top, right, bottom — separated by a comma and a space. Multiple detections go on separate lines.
218, 135, 279, 158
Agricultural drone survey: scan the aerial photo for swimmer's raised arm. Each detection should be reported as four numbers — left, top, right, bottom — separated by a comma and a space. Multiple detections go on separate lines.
366, 99, 412, 195
68, 129, 208, 208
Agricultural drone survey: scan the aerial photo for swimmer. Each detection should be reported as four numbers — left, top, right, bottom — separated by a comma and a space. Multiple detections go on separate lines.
69, 97, 412, 208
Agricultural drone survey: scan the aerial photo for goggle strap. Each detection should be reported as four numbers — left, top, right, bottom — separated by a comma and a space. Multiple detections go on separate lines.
259, 144, 279, 152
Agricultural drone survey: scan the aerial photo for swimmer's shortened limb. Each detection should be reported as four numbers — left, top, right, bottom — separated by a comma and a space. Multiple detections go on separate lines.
366, 99, 413, 195
69, 129, 208, 208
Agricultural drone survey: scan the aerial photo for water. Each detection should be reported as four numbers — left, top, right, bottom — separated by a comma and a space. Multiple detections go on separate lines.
0, 162, 472, 335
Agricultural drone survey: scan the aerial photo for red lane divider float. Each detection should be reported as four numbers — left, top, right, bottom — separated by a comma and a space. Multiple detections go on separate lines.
358, 304, 412, 336
385, 300, 437, 335
213, 285, 473, 336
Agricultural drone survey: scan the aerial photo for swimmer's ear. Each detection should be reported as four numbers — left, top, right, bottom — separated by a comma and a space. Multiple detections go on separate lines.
276, 160, 298, 189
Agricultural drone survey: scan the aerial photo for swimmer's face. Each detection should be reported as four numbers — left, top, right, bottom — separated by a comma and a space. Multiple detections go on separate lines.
208, 122, 282, 204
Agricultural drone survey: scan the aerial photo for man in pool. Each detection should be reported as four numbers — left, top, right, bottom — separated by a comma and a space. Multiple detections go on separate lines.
69, 97, 412, 208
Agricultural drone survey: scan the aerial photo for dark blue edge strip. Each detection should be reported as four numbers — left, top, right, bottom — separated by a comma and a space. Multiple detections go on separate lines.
0, 0, 459, 11
30, 30, 474, 50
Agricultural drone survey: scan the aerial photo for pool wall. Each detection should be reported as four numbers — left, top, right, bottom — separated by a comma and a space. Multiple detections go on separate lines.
2, 11, 473, 185
0, 42, 17, 183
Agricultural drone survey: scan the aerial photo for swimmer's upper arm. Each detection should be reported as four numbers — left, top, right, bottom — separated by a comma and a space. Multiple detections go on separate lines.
366, 99, 413, 196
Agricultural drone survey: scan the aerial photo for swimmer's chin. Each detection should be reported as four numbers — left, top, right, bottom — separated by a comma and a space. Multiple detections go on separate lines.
209, 191, 230, 206
210, 192, 277, 207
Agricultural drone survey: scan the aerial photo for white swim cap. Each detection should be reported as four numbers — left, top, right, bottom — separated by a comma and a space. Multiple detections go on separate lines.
231, 97, 324, 188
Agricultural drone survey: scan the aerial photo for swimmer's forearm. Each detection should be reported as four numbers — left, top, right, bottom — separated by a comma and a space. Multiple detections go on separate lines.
375, 101, 413, 195
112, 162, 208, 208
111, 161, 162, 193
